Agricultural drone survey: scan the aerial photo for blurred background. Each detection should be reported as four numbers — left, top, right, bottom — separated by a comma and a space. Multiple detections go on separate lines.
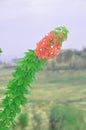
0, 0, 86, 130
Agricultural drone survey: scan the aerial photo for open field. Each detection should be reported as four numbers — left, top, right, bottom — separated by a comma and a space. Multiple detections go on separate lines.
0, 65, 86, 129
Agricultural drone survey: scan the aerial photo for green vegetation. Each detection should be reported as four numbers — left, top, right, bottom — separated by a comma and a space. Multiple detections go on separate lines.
18, 113, 28, 130
0, 48, 86, 129
49, 105, 86, 130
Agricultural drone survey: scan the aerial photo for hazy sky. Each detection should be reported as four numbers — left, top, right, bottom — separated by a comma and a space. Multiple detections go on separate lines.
0, 0, 86, 61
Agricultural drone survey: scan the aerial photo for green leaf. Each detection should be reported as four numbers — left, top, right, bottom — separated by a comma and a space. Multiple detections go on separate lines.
27, 63, 33, 70
2, 96, 10, 106
5, 107, 11, 116
58, 38, 62, 45
16, 59, 25, 66
10, 103, 15, 110
17, 78, 24, 85
5, 119, 10, 126
21, 96, 28, 106
15, 97, 21, 106
1, 111, 7, 120
15, 107, 21, 113
28, 84, 32, 88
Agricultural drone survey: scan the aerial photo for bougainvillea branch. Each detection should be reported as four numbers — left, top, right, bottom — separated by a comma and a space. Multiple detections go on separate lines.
35, 26, 68, 59
0, 26, 69, 129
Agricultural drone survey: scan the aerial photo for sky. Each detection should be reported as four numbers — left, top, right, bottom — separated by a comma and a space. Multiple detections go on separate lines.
0, 0, 86, 62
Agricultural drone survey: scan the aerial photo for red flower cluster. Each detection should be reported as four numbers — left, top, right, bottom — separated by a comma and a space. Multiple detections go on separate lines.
35, 31, 65, 59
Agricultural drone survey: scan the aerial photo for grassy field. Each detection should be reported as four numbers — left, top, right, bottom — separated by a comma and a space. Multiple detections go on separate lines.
31, 70, 86, 104
0, 65, 86, 129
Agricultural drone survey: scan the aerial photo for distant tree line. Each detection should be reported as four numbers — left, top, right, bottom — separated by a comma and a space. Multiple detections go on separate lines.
45, 48, 86, 70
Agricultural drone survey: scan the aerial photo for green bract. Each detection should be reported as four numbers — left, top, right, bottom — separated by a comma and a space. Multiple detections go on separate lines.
54, 26, 69, 38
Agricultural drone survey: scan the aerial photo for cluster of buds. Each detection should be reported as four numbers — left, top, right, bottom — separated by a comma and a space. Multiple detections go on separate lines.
35, 26, 69, 59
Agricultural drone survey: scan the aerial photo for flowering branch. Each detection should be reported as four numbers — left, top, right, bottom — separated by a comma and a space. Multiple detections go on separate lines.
0, 26, 69, 129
